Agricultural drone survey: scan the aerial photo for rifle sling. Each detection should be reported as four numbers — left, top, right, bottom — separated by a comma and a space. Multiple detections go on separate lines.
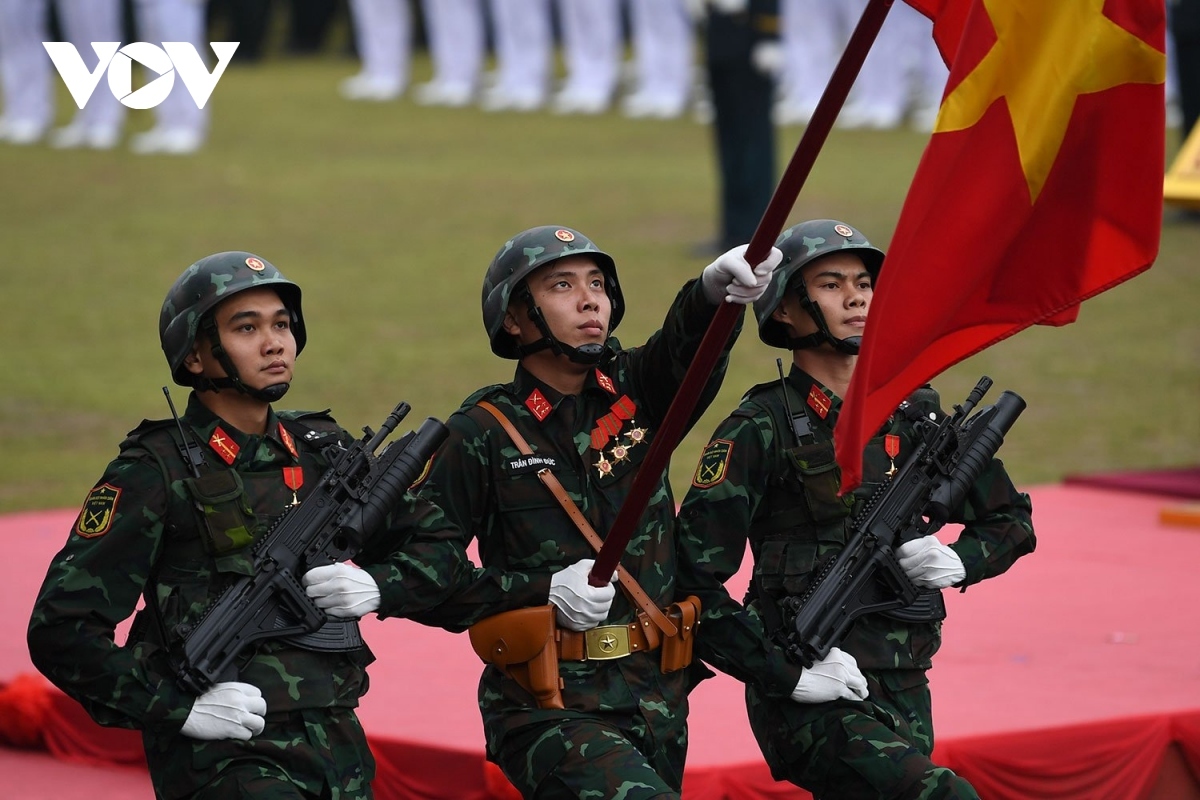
476, 401, 677, 638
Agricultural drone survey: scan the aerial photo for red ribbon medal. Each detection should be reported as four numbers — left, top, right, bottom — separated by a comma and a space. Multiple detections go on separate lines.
590, 396, 637, 476
282, 466, 304, 506
884, 434, 900, 477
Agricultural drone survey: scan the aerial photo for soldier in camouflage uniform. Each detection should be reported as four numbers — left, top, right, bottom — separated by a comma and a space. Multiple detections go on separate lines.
675, 220, 1036, 799
27, 252, 471, 800
411, 225, 781, 798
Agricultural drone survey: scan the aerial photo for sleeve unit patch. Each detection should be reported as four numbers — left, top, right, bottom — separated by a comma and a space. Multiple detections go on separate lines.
75, 483, 122, 538
692, 439, 734, 489
410, 454, 433, 490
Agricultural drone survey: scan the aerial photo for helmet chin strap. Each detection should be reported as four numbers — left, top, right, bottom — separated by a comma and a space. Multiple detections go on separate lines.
513, 290, 611, 366
196, 375, 292, 402
196, 318, 291, 402
786, 297, 862, 355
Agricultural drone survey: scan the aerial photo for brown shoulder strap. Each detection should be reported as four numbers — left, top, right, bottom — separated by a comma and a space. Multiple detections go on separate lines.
476, 400, 677, 637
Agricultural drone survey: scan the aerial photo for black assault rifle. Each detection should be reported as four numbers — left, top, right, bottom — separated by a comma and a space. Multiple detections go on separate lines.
776, 377, 1025, 668
171, 401, 448, 694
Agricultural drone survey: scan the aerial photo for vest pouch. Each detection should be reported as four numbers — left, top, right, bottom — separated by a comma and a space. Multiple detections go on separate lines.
184, 470, 257, 556
788, 444, 853, 524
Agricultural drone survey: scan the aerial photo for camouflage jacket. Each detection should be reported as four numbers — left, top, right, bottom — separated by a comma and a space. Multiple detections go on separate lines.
676, 366, 1036, 696
27, 393, 469, 735
414, 280, 735, 725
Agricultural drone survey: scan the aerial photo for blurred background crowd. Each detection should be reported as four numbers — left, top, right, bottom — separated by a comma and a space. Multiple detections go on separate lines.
6, 0, 1194, 248
0, 0, 947, 155
6, 0, 1191, 156
1, 1, 1194, 151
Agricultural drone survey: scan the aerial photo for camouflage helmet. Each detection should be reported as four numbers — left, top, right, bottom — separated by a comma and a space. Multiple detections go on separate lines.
160, 251, 306, 386
755, 219, 884, 348
481, 225, 624, 358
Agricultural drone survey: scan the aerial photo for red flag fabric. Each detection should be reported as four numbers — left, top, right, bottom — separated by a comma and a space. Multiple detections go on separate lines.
903, 0, 971, 64
835, 0, 1166, 492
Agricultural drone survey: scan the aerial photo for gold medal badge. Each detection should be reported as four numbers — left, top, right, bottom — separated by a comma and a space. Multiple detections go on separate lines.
595, 453, 614, 478
75, 483, 122, 538
626, 422, 647, 446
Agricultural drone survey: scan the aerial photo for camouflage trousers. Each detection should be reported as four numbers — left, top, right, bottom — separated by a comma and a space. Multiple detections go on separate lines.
143, 707, 375, 800
746, 671, 979, 800
489, 714, 687, 799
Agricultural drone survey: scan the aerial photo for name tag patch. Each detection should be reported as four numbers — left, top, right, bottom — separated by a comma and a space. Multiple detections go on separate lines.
506, 455, 558, 475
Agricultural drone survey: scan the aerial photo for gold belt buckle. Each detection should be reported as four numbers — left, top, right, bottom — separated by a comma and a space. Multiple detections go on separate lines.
584, 624, 631, 660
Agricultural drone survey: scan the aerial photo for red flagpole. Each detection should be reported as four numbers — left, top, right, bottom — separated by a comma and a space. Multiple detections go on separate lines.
590, 0, 897, 586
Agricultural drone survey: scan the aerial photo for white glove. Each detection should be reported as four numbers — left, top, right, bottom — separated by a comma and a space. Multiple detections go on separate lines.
303, 562, 381, 619
896, 536, 966, 589
700, 245, 783, 305
548, 559, 618, 632
751, 42, 785, 77
180, 681, 266, 741
791, 647, 869, 704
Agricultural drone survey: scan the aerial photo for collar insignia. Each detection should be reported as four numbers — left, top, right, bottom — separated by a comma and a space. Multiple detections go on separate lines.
806, 385, 832, 420
209, 427, 240, 465
278, 423, 299, 460
525, 389, 553, 421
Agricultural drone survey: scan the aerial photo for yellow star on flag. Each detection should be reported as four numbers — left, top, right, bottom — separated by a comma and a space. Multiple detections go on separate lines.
933, 0, 1165, 202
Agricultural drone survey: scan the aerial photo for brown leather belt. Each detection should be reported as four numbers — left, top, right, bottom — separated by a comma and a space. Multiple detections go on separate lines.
557, 616, 661, 662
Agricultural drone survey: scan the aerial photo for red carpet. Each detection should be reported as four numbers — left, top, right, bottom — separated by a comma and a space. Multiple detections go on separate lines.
1063, 465, 1200, 499
3, 481, 1200, 798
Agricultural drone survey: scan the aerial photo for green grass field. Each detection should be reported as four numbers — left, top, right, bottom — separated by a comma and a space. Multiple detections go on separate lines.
1, 51, 1197, 515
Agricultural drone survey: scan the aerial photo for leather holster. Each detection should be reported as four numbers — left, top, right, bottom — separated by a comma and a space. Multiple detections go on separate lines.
659, 595, 701, 673
469, 605, 564, 709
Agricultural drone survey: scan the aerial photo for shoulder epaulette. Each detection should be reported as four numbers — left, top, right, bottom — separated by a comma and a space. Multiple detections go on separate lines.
118, 418, 176, 453
461, 385, 507, 409
741, 380, 779, 403
731, 384, 781, 420
278, 409, 344, 444
907, 384, 942, 413
277, 408, 336, 422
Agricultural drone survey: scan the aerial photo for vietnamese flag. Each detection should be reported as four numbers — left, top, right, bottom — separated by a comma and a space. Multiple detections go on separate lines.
834, 0, 1166, 492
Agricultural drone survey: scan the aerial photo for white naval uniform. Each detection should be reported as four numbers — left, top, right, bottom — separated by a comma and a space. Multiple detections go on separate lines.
129, 0, 209, 153
49, 0, 127, 148
552, 0, 621, 114
624, 0, 695, 118
0, 0, 53, 144
342, 0, 412, 100
483, 0, 552, 111
415, 0, 484, 106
